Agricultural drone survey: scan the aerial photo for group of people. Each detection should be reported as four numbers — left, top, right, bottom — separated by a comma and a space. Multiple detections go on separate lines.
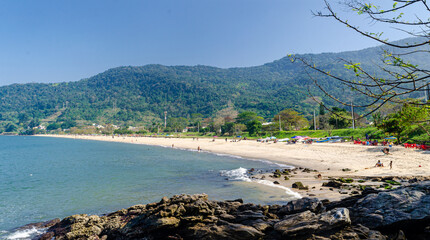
375, 160, 393, 169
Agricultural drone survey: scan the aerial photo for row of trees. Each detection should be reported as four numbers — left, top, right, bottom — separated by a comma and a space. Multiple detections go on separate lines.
155, 104, 362, 136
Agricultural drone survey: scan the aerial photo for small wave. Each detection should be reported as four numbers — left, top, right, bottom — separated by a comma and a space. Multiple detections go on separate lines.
2, 227, 45, 240
255, 179, 302, 199
248, 159, 294, 169
215, 153, 243, 159
220, 168, 301, 200
220, 167, 252, 182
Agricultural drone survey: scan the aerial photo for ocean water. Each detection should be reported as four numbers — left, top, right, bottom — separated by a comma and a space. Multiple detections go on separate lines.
0, 136, 299, 239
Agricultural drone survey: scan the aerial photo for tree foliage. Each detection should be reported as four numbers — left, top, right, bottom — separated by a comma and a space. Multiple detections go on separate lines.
328, 107, 352, 129
273, 108, 309, 131
236, 111, 263, 125
290, 0, 430, 121
377, 102, 429, 142
246, 120, 262, 136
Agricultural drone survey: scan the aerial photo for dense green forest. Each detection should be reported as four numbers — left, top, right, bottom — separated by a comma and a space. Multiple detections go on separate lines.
0, 38, 429, 130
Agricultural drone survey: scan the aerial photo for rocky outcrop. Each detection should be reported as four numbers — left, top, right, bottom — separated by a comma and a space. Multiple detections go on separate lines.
351, 183, 430, 228
36, 182, 430, 240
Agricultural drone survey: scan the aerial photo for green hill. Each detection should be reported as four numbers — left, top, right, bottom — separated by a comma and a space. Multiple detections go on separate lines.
1, 37, 428, 126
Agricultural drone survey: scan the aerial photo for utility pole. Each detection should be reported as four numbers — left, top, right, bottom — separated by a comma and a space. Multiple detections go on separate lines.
351, 101, 355, 129
279, 115, 281, 131
197, 122, 200, 133
164, 111, 167, 129
313, 110, 316, 131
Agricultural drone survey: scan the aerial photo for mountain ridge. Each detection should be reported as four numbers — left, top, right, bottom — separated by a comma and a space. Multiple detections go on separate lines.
0, 37, 428, 126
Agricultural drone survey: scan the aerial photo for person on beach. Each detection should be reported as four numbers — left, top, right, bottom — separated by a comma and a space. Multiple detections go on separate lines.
172, 144, 174, 148
375, 160, 384, 167
197, 146, 201, 152
382, 147, 390, 155
389, 161, 393, 169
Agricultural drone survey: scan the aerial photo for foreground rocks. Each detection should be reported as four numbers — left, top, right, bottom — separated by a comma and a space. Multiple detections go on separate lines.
35, 182, 430, 240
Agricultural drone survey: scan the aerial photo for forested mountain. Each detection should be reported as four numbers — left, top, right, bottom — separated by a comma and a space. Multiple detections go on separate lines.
1, 37, 429, 126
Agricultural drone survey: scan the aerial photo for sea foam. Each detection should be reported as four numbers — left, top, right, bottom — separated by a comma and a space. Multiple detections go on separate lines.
2, 227, 45, 240
220, 167, 301, 199
220, 167, 252, 182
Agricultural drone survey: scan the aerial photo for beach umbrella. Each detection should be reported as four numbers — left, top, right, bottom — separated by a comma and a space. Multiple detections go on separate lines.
291, 136, 302, 139
269, 136, 277, 139
385, 136, 397, 140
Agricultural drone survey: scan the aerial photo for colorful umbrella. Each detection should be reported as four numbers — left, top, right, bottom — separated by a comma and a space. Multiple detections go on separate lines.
385, 136, 397, 140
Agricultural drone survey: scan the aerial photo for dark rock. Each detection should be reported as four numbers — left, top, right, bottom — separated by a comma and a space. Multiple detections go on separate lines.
274, 208, 350, 238
322, 180, 343, 188
235, 210, 266, 223
195, 222, 264, 240
33, 183, 430, 240
351, 182, 430, 228
273, 181, 280, 184
18, 218, 60, 230
292, 182, 308, 190
278, 198, 325, 216
226, 198, 244, 204
362, 187, 379, 195
409, 178, 419, 183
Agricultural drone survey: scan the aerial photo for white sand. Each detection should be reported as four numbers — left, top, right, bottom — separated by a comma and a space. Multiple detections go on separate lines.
39, 134, 429, 177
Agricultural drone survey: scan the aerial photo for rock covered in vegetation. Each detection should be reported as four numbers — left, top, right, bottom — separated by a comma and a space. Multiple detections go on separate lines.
36, 182, 430, 240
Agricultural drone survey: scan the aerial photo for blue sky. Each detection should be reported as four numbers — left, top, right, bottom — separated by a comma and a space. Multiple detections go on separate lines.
0, 0, 412, 86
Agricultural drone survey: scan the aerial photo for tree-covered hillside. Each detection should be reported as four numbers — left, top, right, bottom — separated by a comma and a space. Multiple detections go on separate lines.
1, 38, 428, 126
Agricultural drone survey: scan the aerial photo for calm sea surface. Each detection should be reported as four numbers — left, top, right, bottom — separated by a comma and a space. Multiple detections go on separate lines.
0, 136, 297, 238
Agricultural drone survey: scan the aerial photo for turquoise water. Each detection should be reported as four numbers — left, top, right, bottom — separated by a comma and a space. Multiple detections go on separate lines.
0, 136, 297, 238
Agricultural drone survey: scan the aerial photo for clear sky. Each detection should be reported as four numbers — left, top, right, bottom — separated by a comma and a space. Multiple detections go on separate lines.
0, 0, 412, 86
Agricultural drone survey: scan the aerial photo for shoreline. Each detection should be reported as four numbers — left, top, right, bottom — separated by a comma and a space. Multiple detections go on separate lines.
36, 134, 430, 201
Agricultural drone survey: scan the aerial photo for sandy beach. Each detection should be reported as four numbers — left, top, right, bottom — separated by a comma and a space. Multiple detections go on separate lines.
38, 134, 429, 201
40, 134, 429, 176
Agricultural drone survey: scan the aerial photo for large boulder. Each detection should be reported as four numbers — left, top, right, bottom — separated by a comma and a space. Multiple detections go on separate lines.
351, 182, 430, 228
278, 197, 325, 216
194, 222, 264, 240
274, 208, 350, 238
